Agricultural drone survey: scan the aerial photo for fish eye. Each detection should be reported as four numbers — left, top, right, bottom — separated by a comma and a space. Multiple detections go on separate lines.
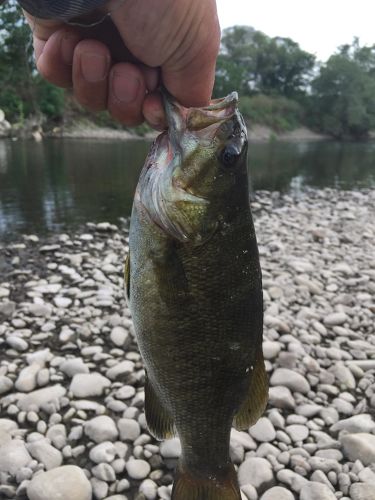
220, 144, 241, 168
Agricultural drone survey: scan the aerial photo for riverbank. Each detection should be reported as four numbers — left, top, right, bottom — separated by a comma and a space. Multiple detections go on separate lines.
0, 189, 374, 500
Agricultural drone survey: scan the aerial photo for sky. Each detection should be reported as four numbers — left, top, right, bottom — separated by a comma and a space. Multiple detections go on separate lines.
216, 0, 375, 62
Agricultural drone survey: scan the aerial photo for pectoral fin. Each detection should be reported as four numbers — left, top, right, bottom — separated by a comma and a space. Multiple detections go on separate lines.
233, 347, 268, 430
145, 373, 175, 440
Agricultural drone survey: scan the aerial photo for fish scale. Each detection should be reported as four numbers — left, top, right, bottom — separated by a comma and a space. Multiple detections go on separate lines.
126, 92, 268, 499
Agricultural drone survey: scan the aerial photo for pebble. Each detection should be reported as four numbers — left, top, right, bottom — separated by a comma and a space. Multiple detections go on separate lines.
26, 439, 63, 470
160, 438, 182, 458
0, 439, 32, 475
285, 424, 309, 442
70, 373, 111, 398
300, 481, 337, 499
330, 414, 375, 434
250, 417, 276, 442
260, 486, 294, 500
268, 386, 296, 409
110, 326, 129, 347
139, 479, 158, 499
323, 313, 348, 326
0, 375, 13, 394
118, 418, 141, 442
27, 465, 91, 500
238, 457, 275, 492
126, 458, 151, 480
270, 369, 310, 394
60, 358, 89, 377
15, 364, 40, 392
84, 416, 119, 443
89, 441, 117, 463
17, 385, 66, 411
340, 433, 375, 465
350, 483, 375, 500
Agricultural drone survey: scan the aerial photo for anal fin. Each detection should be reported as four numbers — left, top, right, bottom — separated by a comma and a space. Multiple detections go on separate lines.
145, 372, 175, 440
233, 347, 268, 430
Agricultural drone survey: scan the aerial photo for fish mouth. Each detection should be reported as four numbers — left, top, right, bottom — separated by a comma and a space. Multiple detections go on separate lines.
162, 90, 239, 143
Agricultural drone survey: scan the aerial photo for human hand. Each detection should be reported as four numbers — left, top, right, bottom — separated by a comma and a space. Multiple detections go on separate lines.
24, 0, 220, 129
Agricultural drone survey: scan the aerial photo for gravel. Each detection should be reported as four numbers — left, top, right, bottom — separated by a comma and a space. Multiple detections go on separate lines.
0, 188, 374, 499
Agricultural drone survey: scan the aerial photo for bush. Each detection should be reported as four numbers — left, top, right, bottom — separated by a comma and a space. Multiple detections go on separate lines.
35, 78, 65, 119
239, 94, 303, 131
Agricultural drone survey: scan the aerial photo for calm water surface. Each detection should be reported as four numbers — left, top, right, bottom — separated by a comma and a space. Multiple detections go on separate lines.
0, 138, 374, 239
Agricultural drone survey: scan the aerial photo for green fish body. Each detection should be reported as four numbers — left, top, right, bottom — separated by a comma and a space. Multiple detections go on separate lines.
126, 92, 268, 500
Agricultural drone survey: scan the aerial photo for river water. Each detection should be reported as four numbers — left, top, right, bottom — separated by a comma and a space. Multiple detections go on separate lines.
0, 138, 374, 239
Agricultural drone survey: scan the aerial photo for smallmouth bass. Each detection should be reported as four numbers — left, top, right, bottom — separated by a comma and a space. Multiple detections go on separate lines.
126, 92, 268, 500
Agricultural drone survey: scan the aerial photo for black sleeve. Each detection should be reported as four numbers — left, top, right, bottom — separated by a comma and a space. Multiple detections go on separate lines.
17, 0, 108, 21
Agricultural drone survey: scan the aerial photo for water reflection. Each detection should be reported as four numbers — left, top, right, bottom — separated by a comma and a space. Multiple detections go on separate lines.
0, 138, 374, 239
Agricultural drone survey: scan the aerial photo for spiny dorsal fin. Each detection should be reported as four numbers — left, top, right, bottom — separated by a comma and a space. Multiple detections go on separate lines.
233, 347, 268, 430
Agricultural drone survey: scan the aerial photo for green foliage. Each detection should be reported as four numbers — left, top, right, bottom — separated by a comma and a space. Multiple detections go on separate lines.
214, 26, 315, 99
240, 94, 303, 132
311, 39, 375, 139
35, 78, 65, 119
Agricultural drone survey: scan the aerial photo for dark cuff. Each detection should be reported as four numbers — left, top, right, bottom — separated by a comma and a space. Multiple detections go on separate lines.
18, 0, 108, 21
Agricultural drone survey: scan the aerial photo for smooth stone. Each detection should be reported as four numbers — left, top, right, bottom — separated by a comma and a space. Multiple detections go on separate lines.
296, 404, 322, 418
323, 313, 348, 326
90, 478, 108, 499
300, 481, 336, 500
330, 414, 375, 434
330, 363, 356, 389
0, 440, 32, 475
0, 419, 18, 433
110, 326, 129, 347
28, 303, 52, 317
106, 360, 135, 380
115, 385, 136, 400
6, 336, 28, 351
27, 439, 63, 470
15, 364, 40, 392
27, 465, 92, 500
276, 469, 309, 492
260, 486, 294, 500
70, 373, 111, 398
139, 479, 158, 500
60, 358, 89, 377
54, 296, 72, 308
286, 424, 309, 442
117, 418, 141, 442
249, 417, 276, 442
231, 429, 257, 450
85, 416, 119, 443
238, 457, 275, 492
92, 463, 116, 482
270, 369, 310, 394
126, 458, 150, 480
241, 483, 258, 500
17, 385, 66, 411
350, 483, 375, 500
340, 433, 375, 466
89, 442, 117, 463
160, 438, 182, 458
46, 424, 67, 449
0, 376, 13, 394
268, 386, 296, 409
262, 341, 281, 360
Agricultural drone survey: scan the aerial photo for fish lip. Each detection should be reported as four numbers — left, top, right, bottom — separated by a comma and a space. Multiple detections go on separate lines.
200, 92, 239, 112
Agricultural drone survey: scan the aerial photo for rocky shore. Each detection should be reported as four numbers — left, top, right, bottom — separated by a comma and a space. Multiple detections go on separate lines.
0, 188, 374, 500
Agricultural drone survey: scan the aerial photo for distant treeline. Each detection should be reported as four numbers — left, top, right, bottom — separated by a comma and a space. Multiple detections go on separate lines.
1, 2, 375, 140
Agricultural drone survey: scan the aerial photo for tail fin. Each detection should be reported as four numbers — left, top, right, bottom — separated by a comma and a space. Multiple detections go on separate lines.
172, 462, 241, 500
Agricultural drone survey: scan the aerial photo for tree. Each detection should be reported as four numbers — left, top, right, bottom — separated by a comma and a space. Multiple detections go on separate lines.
0, 1, 64, 122
311, 39, 375, 139
214, 26, 315, 99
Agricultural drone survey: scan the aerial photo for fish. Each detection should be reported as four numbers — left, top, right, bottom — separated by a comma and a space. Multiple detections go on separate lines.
125, 91, 268, 500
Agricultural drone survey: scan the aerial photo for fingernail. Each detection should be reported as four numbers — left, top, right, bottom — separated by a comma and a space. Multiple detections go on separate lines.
112, 71, 140, 104
81, 53, 109, 83
61, 33, 78, 66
